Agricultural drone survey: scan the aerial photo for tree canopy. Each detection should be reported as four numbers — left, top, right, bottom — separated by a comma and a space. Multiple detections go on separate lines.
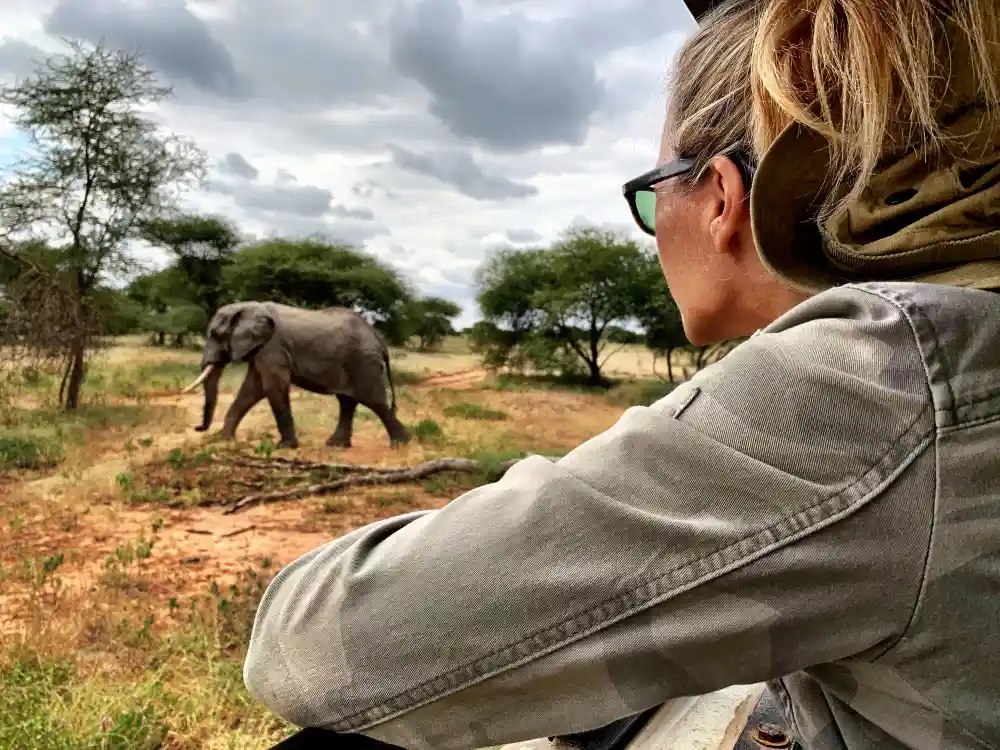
474, 226, 678, 385
121, 234, 461, 350
141, 213, 241, 317
221, 236, 413, 334
0, 39, 205, 407
403, 296, 463, 351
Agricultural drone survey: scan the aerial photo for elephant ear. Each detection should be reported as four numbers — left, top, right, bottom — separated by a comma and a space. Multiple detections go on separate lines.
230, 306, 274, 361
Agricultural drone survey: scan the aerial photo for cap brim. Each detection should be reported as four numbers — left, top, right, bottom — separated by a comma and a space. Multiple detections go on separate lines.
683, 0, 728, 22
750, 120, 847, 294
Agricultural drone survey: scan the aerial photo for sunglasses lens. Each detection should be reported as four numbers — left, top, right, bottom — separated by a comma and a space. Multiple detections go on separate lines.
634, 190, 657, 235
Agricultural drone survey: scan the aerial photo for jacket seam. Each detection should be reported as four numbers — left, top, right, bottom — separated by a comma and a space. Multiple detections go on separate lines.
847, 285, 944, 396
870, 435, 938, 666
847, 286, 943, 667
333, 411, 935, 732
941, 397, 1000, 429
847, 285, 994, 748
937, 388, 1000, 410
940, 411, 1000, 432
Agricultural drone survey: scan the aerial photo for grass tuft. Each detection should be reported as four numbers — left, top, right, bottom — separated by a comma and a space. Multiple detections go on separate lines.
409, 417, 443, 444
442, 402, 507, 421
604, 379, 681, 408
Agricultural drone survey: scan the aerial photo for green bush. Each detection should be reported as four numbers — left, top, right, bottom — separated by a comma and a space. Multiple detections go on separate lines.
0, 433, 63, 471
409, 418, 443, 444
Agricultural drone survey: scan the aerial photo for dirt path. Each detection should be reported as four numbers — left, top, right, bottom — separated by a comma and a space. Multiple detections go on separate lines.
416, 367, 489, 389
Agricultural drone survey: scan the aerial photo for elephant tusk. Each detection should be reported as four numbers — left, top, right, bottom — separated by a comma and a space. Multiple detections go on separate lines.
181, 365, 215, 394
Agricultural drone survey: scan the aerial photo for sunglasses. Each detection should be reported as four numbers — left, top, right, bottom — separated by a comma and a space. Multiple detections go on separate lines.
622, 159, 696, 237
622, 152, 755, 237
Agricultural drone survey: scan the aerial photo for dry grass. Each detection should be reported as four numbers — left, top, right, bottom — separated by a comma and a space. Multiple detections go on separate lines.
0, 334, 697, 749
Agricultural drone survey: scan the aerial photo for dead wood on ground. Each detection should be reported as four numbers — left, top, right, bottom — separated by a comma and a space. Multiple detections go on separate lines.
218, 454, 544, 515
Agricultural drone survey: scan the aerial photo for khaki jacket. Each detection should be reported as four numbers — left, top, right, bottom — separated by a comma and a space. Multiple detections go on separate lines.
243, 281, 1000, 750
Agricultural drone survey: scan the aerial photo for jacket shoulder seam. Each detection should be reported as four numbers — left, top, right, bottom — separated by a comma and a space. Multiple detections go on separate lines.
848, 283, 957, 423
846, 284, 941, 663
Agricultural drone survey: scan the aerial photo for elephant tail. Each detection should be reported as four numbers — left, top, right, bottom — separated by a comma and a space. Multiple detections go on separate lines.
383, 348, 398, 413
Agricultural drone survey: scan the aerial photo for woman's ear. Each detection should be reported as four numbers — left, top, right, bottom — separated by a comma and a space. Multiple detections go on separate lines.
707, 155, 750, 256
230, 306, 274, 361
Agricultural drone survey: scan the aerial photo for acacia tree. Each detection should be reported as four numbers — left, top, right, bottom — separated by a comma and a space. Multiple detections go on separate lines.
474, 227, 664, 386
126, 266, 205, 347
141, 213, 241, 319
404, 296, 462, 351
473, 247, 556, 371
0, 241, 82, 384
0, 40, 205, 408
541, 227, 661, 385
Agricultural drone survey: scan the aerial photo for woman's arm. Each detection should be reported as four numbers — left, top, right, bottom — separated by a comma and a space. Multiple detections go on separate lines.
243, 286, 936, 749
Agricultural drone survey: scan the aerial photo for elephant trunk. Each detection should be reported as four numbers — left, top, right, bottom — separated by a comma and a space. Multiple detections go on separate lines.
195, 364, 224, 431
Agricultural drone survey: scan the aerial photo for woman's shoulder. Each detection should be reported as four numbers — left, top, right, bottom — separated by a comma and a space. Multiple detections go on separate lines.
769, 280, 1000, 338
683, 281, 1000, 436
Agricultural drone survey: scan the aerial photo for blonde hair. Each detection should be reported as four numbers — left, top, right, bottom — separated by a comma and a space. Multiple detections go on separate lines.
669, 0, 1000, 219
667, 0, 761, 184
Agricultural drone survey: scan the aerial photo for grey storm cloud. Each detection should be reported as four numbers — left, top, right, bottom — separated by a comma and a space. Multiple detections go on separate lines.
389, 144, 537, 201
208, 176, 376, 222
330, 205, 375, 221
0, 39, 47, 79
353, 180, 400, 200
353, 181, 377, 198
45, 0, 245, 97
212, 0, 406, 109
214, 181, 333, 217
219, 152, 259, 180
271, 217, 390, 247
505, 228, 542, 244
15, 0, 692, 258
559, 0, 695, 56
388, 0, 605, 151
34, 0, 689, 157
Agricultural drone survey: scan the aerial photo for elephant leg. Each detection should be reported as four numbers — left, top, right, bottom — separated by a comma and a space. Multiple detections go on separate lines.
326, 395, 357, 448
366, 401, 412, 447
220, 368, 265, 440
264, 382, 298, 449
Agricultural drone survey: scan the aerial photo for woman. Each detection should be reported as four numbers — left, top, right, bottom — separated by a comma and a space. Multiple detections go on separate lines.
244, 1, 1000, 748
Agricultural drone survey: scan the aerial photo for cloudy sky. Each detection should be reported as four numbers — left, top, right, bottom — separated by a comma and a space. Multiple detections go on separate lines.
0, 0, 694, 325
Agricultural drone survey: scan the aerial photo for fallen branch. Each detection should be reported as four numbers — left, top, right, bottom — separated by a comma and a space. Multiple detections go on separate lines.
225, 455, 396, 475
221, 525, 256, 538
222, 456, 529, 515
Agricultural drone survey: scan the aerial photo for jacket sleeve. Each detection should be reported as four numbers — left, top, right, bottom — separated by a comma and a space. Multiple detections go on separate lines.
243, 286, 937, 749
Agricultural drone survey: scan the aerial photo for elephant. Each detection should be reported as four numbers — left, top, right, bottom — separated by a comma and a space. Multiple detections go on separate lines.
182, 302, 411, 450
